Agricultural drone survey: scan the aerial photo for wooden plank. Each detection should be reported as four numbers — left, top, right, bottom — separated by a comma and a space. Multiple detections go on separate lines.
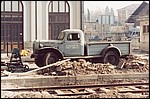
41, 91, 53, 98
56, 92, 91, 96
118, 89, 149, 93
70, 89, 80, 93
18, 59, 71, 76
117, 87, 149, 93
128, 86, 141, 90
140, 85, 149, 89
55, 90, 65, 94
55, 89, 93, 96
117, 87, 133, 92
100, 88, 110, 93
85, 89, 96, 93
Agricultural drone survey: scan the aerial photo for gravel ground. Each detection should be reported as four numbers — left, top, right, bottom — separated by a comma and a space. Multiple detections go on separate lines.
1, 89, 149, 98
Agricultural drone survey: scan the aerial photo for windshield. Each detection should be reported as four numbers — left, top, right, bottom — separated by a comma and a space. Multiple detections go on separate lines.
57, 32, 65, 40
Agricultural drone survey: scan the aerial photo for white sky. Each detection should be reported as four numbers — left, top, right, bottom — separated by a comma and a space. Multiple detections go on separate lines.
84, 1, 149, 16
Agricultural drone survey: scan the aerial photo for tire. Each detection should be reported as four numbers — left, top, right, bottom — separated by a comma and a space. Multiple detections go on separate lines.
103, 51, 120, 66
21, 65, 29, 72
8, 66, 16, 73
35, 55, 44, 67
44, 52, 59, 66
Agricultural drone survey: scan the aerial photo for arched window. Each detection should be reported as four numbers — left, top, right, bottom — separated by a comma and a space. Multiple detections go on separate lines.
1, 1, 23, 53
48, 1, 70, 40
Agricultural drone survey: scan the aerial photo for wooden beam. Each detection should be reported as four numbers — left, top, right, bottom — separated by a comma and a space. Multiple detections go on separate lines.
18, 59, 71, 76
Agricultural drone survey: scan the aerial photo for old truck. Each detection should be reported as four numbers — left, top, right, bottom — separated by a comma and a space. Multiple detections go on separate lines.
31, 29, 131, 67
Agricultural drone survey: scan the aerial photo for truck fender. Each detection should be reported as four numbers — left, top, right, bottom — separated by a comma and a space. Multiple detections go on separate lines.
38, 47, 64, 60
101, 44, 121, 57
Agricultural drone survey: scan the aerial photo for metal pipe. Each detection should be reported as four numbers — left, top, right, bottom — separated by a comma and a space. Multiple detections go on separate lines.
35, 1, 37, 40
7, 42, 8, 57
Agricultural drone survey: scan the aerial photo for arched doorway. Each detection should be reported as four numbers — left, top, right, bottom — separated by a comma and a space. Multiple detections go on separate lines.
48, 1, 70, 40
1, 1, 24, 53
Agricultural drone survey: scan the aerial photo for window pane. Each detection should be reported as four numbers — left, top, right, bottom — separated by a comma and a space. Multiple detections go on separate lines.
59, 1, 65, 12
53, 1, 58, 12
143, 26, 146, 33
12, 1, 18, 11
5, 1, 11, 11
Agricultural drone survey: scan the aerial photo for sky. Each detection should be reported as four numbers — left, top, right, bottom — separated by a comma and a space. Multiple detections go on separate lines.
84, 1, 149, 16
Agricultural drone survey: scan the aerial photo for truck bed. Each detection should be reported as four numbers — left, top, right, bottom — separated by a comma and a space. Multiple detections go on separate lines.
86, 41, 131, 56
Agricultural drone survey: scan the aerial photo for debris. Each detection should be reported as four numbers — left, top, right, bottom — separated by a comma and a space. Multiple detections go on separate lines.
1, 70, 11, 76
137, 61, 145, 66
117, 59, 126, 69
86, 66, 97, 71
18, 59, 71, 76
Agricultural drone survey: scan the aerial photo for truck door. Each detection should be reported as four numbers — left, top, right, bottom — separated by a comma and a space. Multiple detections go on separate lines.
63, 33, 83, 56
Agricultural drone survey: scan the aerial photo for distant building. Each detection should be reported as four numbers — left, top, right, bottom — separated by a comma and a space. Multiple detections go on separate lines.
87, 8, 91, 22
126, 1, 149, 26
84, 6, 117, 41
98, 15, 115, 25
110, 26, 126, 41
126, 1, 149, 52
105, 6, 110, 15
117, 4, 140, 26
139, 16, 149, 52
84, 21, 100, 41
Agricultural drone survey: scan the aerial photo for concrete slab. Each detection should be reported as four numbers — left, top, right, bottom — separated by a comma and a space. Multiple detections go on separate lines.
1, 73, 149, 89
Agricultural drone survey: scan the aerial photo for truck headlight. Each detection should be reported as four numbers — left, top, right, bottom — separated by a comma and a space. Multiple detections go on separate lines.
39, 44, 43, 48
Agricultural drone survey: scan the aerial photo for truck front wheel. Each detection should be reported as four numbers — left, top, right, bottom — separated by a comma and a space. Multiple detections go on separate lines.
35, 55, 44, 67
44, 52, 59, 66
103, 51, 119, 66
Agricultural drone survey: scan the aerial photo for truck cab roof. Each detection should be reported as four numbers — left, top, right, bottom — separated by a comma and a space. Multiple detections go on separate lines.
62, 29, 83, 33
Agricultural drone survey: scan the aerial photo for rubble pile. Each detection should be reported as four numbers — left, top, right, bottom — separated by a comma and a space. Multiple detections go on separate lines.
61, 59, 118, 75
38, 55, 149, 76
123, 55, 149, 72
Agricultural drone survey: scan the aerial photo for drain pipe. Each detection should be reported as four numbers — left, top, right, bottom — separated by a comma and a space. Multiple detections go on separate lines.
7, 42, 8, 57
35, 1, 37, 40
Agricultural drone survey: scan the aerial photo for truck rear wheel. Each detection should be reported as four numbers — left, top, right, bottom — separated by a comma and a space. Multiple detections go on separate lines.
44, 52, 59, 66
103, 51, 119, 66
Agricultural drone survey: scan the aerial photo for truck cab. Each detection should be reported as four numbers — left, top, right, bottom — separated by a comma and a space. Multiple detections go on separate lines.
58, 29, 85, 56
31, 29, 85, 67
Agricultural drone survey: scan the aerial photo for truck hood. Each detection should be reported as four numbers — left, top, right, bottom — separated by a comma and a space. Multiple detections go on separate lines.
40, 40, 62, 47
34, 40, 63, 49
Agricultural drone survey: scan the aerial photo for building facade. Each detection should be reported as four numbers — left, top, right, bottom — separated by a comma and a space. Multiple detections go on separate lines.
1, 1, 83, 52
126, 1, 149, 26
117, 4, 139, 26
139, 16, 149, 52
126, 1, 149, 52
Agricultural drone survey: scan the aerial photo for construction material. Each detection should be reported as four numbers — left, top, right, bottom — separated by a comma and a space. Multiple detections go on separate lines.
19, 59, 70, 76
1, 73, 149, 88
